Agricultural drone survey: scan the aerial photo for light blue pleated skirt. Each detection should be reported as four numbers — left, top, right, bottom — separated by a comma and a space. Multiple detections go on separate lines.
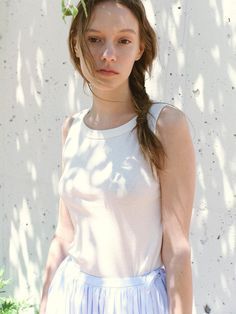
46, 256, 169, 314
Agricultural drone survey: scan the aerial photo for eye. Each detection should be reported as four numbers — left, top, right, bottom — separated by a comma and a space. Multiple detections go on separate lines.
119, 39, 131, 45
87, 37, 101, 43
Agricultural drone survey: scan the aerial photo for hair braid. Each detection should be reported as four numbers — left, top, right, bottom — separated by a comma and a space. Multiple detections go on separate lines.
129, 67, 166, 173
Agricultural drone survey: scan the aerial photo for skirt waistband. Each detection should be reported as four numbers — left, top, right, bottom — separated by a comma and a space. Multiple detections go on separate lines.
67, 256, 165, 288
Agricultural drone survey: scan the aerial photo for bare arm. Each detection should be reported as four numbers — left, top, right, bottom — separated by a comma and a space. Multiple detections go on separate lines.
156, 106, 196, 314
39, 116, 75, 314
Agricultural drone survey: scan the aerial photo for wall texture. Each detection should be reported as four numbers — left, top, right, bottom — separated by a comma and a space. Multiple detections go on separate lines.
0, 0, 235, 313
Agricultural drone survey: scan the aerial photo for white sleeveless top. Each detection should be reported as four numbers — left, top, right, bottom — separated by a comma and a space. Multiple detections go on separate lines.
58, 102, 168, 277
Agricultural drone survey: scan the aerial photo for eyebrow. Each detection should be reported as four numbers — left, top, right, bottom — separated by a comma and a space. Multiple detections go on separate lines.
85, 28, 137, 34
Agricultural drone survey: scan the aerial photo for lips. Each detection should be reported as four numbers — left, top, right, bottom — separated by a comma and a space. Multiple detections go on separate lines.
97, 68, 119, 74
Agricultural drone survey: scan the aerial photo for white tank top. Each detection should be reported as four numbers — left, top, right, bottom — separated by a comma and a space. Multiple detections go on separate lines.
58, 102, 169, 277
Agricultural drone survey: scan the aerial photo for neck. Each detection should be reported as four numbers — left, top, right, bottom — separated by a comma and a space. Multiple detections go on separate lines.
88, 81, 135, 118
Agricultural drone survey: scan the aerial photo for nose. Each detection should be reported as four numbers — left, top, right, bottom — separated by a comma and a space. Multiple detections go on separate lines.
101, 43, 117, 62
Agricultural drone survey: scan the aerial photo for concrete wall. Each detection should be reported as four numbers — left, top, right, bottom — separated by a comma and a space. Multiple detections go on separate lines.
0, 0, 235, 313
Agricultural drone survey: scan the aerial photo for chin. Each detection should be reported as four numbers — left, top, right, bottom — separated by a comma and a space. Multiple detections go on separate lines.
90, 77, 128, 92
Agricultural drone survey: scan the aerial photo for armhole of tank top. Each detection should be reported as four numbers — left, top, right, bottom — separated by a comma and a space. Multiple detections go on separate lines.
61, 110, 85, 158
61, 117, 72, 162
148, 102, 176, 134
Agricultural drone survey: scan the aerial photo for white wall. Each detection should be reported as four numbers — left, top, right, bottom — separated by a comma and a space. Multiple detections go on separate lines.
0, 0, 235, 313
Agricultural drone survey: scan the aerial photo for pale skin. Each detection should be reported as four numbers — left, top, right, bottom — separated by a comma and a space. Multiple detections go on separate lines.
40, 2, 195, 314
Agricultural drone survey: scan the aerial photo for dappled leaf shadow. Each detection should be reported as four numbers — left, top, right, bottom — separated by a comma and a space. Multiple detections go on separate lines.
0, 0, 235, 313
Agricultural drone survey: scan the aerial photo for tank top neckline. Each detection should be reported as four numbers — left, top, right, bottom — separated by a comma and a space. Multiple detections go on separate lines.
81, 108, 138, 139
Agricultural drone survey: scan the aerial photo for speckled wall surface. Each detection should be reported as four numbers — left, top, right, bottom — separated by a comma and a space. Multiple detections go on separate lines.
0, 0, 235, 313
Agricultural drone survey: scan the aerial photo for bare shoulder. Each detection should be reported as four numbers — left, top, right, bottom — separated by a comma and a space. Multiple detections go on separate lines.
156, 105, 190, 143
157, 105, 186, 132
61, 115, 75, 145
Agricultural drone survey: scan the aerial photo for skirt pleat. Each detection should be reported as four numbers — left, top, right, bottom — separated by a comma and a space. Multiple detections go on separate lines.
46, 256, 169, 314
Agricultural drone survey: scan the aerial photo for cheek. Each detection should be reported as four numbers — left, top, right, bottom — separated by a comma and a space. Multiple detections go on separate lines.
119, 45, 140, 62
88, 46, 101, 59
121, 50, 138, 69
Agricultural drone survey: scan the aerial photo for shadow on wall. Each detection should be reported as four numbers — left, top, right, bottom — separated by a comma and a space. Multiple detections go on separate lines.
151, 1, 236, 314
0, 0, 90, 305
153, 1, 236, 314
0, 0, 235, 313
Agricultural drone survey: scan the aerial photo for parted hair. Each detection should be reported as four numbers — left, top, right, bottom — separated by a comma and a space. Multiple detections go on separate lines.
68, 0, 166, 173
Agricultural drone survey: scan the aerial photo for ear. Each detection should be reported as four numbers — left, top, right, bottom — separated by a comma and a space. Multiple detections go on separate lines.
135, 42, 145, 61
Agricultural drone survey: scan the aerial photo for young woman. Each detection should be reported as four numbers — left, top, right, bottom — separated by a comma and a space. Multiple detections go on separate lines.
40, 0, 196, 313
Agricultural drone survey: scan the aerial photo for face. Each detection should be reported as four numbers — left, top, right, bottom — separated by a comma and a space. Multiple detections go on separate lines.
75, 1, 144, 91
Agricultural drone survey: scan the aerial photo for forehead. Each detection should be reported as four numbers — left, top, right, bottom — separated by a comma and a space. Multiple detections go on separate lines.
87, 2, 139, 33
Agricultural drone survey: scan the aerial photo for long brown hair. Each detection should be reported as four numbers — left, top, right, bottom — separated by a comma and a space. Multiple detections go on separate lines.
68, 0, 166, 173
